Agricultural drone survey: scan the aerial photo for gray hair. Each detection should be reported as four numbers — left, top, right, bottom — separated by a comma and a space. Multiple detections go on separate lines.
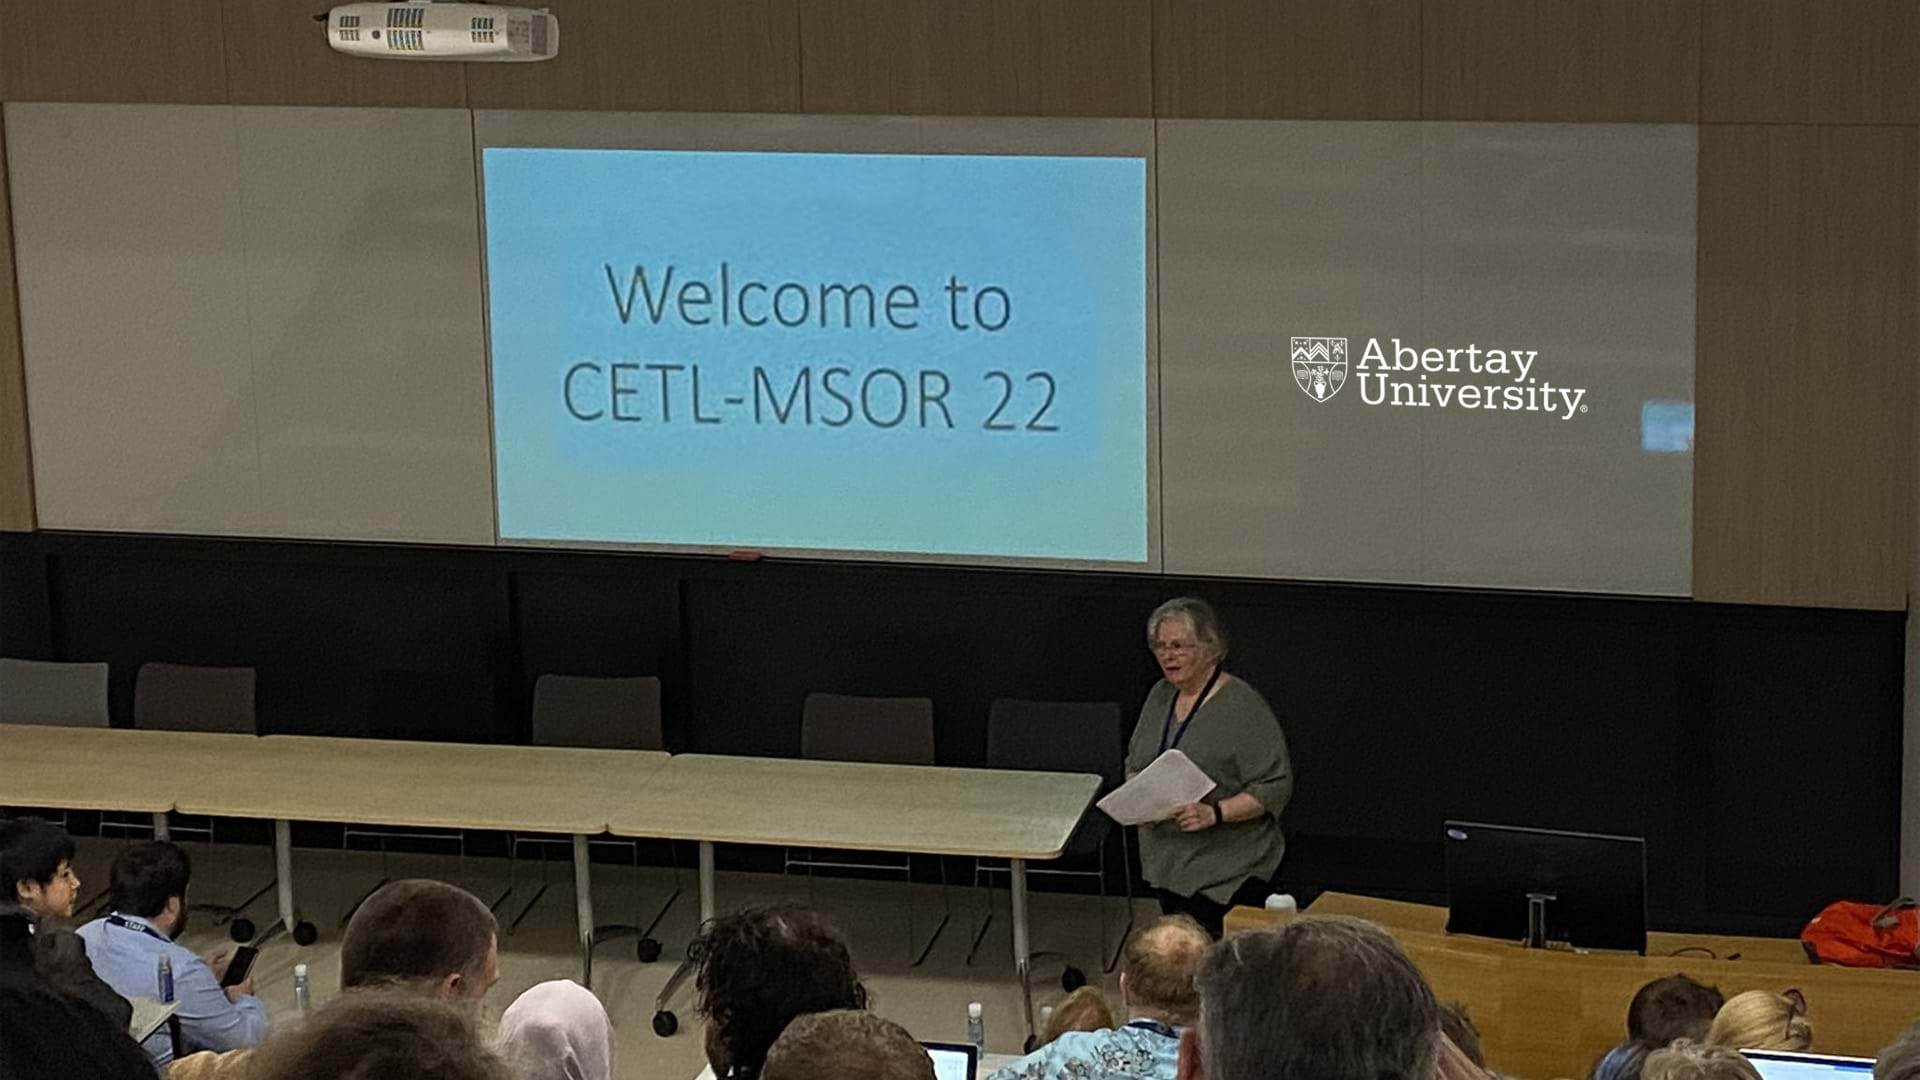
1146, 597, 1228, 660
1195, 917, 1439, 1080
1878, 1023, 1920, 1080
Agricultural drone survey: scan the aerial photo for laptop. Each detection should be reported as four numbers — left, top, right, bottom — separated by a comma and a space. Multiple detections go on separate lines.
923, 1042, 979, 1080
1742, 1050, 1876, 1080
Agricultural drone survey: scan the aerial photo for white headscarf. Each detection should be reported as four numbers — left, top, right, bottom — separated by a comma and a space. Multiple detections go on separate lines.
498, 979, 616, 1080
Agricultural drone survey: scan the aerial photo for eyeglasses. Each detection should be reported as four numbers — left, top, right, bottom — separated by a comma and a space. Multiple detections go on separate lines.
1149, 640, 1201, 655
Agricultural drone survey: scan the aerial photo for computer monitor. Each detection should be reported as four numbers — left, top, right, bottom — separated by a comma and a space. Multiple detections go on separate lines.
923, 1042, 978, 1080
1443, 820, 1647, 954
1743, 1050, 1876, 1080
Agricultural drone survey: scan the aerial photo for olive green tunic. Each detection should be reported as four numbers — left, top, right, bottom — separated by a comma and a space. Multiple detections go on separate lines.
1124, 676, 1293, 904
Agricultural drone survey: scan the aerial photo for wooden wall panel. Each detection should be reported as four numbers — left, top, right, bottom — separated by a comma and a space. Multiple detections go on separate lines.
221, 0, 466, 107
464, 0, 800, 112
1702, 0, 1920, 125
1695, 126, 1917, 610
1421, 0, 1700, 122
0, 111, 33, 531
798, 0, 1151, 116
0, 0, 228, 103
1152, 0, 1420, 120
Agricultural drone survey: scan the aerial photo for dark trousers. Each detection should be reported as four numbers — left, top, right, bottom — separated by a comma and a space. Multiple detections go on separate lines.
1156, 878, 1277, 939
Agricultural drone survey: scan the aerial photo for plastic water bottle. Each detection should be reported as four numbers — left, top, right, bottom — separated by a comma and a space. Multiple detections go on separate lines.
966, 1002, 985, 1052
157, 954, 174, 1003
293, 964, 311, 1012
1039, 1005, 1054, 1031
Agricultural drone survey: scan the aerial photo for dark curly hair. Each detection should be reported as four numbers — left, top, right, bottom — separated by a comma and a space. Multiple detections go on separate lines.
690, 904, 869, 1078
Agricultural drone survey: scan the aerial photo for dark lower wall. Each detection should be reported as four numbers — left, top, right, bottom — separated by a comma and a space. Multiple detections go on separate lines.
0, 531, 1901, 935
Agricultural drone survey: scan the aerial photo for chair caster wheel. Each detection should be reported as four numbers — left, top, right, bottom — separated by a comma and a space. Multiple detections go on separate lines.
637, 938, 663, 963
653, 1011, 679, 1038
293, 922, 319, 947
229, 918, 256, 943
1061, 966, 1087, 992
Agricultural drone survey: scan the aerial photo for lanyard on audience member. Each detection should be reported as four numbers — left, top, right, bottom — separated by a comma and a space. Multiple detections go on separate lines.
1127, 1019, 1180, 1039
105, 914, 171, 945
1159, 665, 1224, 756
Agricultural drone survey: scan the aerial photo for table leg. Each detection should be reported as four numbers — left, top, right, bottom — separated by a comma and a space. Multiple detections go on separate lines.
151, 812, 171, 841
699, 841, 715, 923
275, 820, 296, 934
1012, 858, 1033, 1044
572, 835, 594, 988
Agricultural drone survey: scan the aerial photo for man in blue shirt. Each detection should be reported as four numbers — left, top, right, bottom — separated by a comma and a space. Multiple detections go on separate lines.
76, 841, 268, 1069
989, 915, 1211, 1080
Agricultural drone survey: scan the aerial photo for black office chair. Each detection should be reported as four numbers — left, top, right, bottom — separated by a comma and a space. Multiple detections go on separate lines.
505, 675, 681, 978
784, 692, 952, 965
967, 698, 1133, 990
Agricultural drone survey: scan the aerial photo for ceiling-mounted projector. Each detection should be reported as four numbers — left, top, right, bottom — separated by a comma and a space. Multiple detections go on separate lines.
324, 2, 557, 61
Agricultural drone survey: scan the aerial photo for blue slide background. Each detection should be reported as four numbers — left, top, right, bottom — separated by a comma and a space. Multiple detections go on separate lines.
483, 147, 1148, 562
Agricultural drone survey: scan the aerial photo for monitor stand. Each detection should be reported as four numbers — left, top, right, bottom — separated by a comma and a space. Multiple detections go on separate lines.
1524, 891, 1558, 949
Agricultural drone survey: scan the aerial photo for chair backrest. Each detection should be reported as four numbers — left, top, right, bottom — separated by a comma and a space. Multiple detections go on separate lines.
0, 659, 111, 728
801, 692, 936, 766
531, 674, 665, 751
985, 699, 1126, 790
133, 662, 257, 734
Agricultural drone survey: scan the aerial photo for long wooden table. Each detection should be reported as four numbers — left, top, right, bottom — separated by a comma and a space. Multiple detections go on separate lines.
1226, 893, 1920, 1078
609, 754, 1102, 1043
1, 726, 1101, 1040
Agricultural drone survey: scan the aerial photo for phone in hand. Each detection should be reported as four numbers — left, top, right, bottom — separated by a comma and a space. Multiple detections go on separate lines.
219, 945, 259, 988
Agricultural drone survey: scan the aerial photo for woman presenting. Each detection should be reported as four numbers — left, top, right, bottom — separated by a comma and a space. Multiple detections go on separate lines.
1125, 597, 1294, 937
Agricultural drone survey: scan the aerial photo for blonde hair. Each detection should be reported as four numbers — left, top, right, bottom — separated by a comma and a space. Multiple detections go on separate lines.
1707, 990, 1812, 1052
1041, 986, 1117, 1045
1643, 1040, 1765, 1080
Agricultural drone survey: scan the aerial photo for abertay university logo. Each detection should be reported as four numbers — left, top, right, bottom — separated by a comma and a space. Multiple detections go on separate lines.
1290, 337, 1348, 402
1288, 335, 1589, 420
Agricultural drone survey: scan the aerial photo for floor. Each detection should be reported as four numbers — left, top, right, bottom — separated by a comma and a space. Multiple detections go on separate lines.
68, 838, 1153, 1080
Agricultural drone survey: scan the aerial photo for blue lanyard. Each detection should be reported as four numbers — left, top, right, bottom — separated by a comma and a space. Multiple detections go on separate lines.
1159, 666, 1224, 756
106, 914, 171, 945
1127, 1020, 1179, 1039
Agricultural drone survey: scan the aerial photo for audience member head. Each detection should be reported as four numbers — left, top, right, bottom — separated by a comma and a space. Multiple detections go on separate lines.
1179, 916, 1439, 1080
107, 841, 193, 938
340, 879, 499, 1001
251, 990, 513, 1080
1042, 986, 1118, 1044
1707, 990, 1811, 1052
0, 817, 79, 920
1642, 1041, 1764, 1080
1629, 975, 1726, 1046
1440, 1002, 1487, 1069
0, 972, 159, 1080
1592, 1041, 1653, 1080
762, 1010, 934, 1080
497, 979, 615, 1080
1120, 914, 1211, 1028
1875, 1020, 1920, 1080
689, 903, 868, 1079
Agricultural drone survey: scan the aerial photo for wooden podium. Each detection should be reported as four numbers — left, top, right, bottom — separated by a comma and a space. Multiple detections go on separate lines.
1225, 894, 1920, 1079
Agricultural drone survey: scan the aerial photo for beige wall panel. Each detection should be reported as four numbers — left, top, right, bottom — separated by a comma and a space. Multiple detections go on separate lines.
798, 0, 1152, 117
0, 110, 32, 530
1152, 0, 1420, 120
0, 0, 229, 103
221, 0, 467, 107
1702, 0, 1920, 124
5, 104, 265, 535
464, 0, 800, 112
1422, 0, 1701, 122
232, 107, 495, 545
1695, 125, 1916, 609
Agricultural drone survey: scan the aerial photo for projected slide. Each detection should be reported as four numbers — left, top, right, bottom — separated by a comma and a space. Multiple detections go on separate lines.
483, 148, 1149, 563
